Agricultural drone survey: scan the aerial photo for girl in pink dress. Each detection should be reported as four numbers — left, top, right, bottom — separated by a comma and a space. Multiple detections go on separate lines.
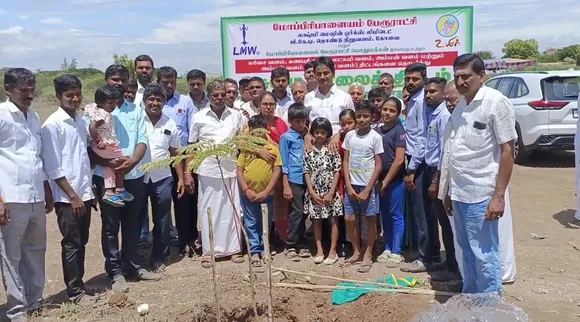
85, 86, 133, 207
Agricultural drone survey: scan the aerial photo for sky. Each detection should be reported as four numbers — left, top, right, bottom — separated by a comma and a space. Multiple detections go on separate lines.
0, 0, 579, 74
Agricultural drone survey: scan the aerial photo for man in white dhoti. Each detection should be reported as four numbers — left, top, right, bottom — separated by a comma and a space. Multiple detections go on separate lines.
186, 80, 248, 268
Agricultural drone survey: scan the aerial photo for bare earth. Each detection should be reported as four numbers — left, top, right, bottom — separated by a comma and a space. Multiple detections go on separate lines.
1, 108, 580, 321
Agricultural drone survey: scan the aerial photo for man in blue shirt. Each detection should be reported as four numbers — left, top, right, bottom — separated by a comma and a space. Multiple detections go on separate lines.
423, 77, 460, 281
401, 63, 433, 273
156, 66, 200, 257
89, 64, 160, 293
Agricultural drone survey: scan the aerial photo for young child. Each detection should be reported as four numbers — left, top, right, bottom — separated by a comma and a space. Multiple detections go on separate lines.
237, 115, 282, 267
124, 78, 138, 103
85, 86, 133, 207
304, 117, 343, 265
280, 103, 310, 261
375, 97, 406, 268
337, 109, 356, 256
367, 89, 388, 129
342, 100, 384, 273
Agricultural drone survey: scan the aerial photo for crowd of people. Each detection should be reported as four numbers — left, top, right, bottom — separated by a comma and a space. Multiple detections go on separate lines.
0, 52, 518, 322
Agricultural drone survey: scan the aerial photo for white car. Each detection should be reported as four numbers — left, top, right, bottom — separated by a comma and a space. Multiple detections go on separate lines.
485, 71, 580, 164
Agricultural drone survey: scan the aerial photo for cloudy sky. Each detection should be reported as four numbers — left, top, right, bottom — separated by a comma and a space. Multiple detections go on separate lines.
0, 0, 578, 74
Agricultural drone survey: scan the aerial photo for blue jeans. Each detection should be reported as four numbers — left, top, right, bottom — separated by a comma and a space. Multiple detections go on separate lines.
452, 198, 502, 294
241, 194, 274, 255
379, 180, 405, 255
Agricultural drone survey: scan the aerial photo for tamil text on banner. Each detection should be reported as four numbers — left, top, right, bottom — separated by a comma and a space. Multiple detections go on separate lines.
220, 6, 473, 97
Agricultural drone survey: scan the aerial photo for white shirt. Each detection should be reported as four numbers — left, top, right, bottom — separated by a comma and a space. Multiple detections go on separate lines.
41, 107, 94, 203
306, 85, 355, 135
188, 106, 247, 178
342, 129, 384, 186
0, 101, 47, 203
134, 80, 146, 108
441, 86, 517, 204
143, 113, 181, 183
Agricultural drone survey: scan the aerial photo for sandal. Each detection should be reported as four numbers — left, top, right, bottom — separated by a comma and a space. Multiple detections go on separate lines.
342, 255, 361, 267
250, 255, 262, 268
201, 257, 212, 269
284, 249, 300, 262
231, 254, 245, 264
357, 263, 372, 273
299, 248, 311, 258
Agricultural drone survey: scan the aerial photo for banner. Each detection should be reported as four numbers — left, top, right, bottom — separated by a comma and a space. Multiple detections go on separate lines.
220, 6, 473, 96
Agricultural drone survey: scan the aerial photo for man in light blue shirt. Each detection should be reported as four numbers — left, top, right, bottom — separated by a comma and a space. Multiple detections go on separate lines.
88, 64, 160, 293
401, 63, 434, 274
156, 66, 199, 257
422, 77, 460, 282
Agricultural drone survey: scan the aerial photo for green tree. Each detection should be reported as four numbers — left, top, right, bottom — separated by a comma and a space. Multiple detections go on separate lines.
502, 39, 540, 59
60, 58, 69, 70
113, 54, 136, 78
474, 50, 495, 60
559, 45, 580, 66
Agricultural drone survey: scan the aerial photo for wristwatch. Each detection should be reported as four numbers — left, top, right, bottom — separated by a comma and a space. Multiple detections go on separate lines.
406, 168, 416, 175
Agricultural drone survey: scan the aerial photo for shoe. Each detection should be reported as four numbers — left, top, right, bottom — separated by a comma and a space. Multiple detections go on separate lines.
11, 314, 28, 322
313, 255, 324, 264
111, 275, 129, 293
400, 260, 427, 273
73, 293, 98, 305
284, 248, 300, 262
152, 262, 166, 273
102, 194, 125, 207
429, 270, 463, 282
323, 256, 339, 265
137, 269, 161, 281
376, 250, 392, 263
385, 254, 404, 268
298, 248, 311, 258
117, 190, 134, 202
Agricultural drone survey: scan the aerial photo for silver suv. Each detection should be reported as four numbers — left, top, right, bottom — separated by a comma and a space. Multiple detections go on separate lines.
485, 71, 580, 164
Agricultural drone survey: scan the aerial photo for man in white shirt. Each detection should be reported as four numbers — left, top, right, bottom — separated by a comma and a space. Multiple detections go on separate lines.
271, 67, 294, 116
41, 75, 95, 305
40, 74, 96, 305
141, 83, 184, 272
305, 56, 355, 135
0, 68, 54, 322
440, 54, 517, 295
186, 80, 248, 268
133, 55, 155, 107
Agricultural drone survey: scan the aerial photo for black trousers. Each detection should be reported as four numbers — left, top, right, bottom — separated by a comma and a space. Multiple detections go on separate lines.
172, 169, 198, 249
55, 200, 93, 299
426, 166, 459, 272
94, 175, 145, 278
406, 155, 440, 263
144, 177, 173, 263
285, 183, 306, 249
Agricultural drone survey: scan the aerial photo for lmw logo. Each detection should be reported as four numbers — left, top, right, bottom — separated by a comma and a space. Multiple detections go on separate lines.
233, 46, 259, 56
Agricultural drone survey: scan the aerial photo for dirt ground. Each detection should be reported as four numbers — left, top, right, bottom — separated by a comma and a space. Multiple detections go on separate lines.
2, 107, 580, 321
0, 150, 577, 322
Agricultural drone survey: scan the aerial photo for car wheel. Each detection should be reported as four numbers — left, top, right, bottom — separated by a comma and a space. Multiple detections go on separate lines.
514, 125, 529, 164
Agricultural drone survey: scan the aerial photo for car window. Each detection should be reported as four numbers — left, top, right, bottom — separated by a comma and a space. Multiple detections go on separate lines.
496, 78, 515, 97
509, 78, 529, 98
485, 78, 500, 89
543, 76, 580, 101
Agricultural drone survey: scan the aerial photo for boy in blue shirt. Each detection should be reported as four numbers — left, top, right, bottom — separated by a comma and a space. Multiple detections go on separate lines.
280, 103, 310, 261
